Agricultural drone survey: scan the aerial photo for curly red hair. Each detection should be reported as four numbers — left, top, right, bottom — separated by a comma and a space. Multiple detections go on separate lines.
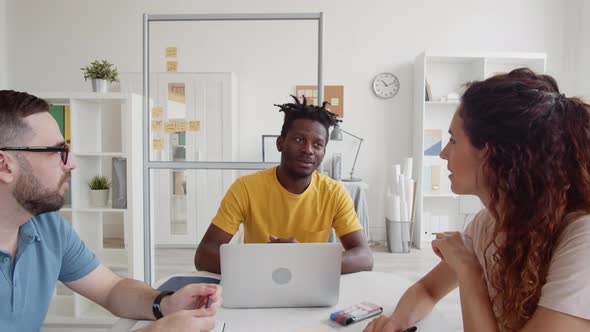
459, 68, 590, 331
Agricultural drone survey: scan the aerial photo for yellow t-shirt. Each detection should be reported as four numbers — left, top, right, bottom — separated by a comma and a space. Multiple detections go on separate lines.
212, 167, 363, 243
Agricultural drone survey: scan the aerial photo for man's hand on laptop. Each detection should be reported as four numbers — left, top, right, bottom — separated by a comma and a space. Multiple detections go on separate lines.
269, 234, 300, 243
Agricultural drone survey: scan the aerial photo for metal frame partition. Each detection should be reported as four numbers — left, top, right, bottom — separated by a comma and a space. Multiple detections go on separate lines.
142, 13, 325, 285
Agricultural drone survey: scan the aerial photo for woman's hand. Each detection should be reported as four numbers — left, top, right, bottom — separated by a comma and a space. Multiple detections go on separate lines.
363, 315, 403, 332
431, 232, 479, 276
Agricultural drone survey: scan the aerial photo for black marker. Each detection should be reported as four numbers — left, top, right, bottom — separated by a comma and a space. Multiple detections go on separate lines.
402, 326, 417, 332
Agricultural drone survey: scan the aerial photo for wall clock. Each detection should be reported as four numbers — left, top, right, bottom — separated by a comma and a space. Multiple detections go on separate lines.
372, 72, 400, 99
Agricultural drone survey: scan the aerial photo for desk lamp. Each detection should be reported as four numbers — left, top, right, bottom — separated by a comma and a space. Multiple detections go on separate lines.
329, 126, 364, 182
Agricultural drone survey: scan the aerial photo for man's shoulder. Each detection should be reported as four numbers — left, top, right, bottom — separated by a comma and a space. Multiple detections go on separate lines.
30, 211, 69, 240
313, 171, 346, 194
31, 211, 65, 225
237, 167, 277, 186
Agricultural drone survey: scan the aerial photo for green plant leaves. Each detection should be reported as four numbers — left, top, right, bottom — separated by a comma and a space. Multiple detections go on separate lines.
80, 60, 119, 82
88, 175, 111, 190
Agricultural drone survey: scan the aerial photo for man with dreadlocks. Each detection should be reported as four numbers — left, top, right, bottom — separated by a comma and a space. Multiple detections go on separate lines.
194, 96, 373, 274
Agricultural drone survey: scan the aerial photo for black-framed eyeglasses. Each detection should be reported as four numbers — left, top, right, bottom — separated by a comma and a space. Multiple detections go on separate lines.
0, 144, 70, 165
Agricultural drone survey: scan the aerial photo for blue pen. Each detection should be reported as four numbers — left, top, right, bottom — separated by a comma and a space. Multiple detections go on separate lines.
402, 326, 417, 332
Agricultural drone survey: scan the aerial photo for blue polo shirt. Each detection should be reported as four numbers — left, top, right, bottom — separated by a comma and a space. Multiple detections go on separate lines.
0, 212, 100, 331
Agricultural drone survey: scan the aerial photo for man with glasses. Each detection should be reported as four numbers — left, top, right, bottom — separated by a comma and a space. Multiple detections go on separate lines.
0, 90, 222, 331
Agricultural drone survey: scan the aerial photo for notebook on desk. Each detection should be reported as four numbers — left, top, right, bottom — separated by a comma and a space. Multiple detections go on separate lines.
220, 243, 342, 308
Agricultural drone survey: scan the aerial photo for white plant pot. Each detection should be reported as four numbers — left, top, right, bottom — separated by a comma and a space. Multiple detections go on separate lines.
90, 189, 110, 207
91, 79, 109, 93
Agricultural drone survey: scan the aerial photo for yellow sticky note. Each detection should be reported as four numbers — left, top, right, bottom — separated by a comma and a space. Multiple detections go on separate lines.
151, 106, 163, 120
151, 120, 163, 132
166, 61, 178, 72
330, 98, 340, 106
152, 138, 164, 151
165, 47, 177, 58
164, 121, 177, 134
188, 120, 201, 132
176, 121, 187, 132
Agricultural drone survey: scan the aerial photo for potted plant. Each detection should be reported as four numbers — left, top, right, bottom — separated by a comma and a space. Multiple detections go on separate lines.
80, 60, 119, 93
88, 175, 111, 207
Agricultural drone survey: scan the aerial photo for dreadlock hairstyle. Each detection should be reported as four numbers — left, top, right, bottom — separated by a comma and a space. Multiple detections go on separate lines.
274, 95, 341, 139
459, 68, 590, 331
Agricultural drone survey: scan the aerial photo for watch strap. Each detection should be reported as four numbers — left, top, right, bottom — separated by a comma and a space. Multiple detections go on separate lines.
152, 290, 174, 319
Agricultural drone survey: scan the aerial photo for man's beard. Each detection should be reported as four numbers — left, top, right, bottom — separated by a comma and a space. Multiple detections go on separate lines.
285, 165, 315, 179
281, 153, 320, 180
13, 156, 67, 215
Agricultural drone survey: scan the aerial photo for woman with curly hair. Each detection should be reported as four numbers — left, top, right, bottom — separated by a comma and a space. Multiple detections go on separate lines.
364, 68, 590, 332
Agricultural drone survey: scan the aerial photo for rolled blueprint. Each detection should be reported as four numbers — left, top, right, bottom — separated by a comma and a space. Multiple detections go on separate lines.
402, 157, 413, 180
391, 164, 401, 194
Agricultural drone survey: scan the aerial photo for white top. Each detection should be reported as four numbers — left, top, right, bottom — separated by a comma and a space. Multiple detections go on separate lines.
465, 210, 590, 323
538, 215, 590, 319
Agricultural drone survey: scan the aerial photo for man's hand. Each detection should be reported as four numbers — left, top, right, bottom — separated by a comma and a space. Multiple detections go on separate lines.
269, 234, 300, 243
161, 284, 222, 317
141, 309, 215, 332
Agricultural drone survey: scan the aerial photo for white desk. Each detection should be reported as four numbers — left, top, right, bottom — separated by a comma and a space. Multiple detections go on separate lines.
111, 271, 452, 332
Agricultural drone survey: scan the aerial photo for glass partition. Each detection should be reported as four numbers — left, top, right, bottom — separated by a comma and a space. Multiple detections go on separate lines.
151, 168, 259, 281
145, 19, 319, 163
142, 13, 324, 284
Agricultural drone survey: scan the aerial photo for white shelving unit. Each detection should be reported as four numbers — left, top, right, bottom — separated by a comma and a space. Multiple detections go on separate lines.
412, 52, 546, 248
37, 93, 144, 327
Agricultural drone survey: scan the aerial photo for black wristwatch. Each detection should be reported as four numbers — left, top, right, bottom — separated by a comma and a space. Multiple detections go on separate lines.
152, 291, 174, 320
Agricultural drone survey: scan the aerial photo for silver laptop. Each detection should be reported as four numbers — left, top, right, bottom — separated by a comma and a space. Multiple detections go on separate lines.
220, 243, 342, 308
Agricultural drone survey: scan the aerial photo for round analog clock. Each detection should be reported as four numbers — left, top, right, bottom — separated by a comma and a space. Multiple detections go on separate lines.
372, 72, 400, 99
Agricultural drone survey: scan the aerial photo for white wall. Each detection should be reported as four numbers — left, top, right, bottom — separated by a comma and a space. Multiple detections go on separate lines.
564, 0, 590, 99
0, 0, 7, 90
5, 0, 571, 241
579, 3, 590, 100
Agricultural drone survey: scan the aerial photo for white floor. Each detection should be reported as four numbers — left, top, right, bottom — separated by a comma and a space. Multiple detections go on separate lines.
42, 245, 463, 332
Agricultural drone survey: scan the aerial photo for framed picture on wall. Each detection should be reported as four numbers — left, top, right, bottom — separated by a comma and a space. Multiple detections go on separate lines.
262, 135, 281, 162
